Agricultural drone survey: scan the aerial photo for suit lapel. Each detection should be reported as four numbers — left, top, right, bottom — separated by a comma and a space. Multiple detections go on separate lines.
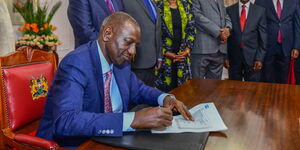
216, 0, 223, 17
268, 0, 279, 20
281, 0, 291, 20
136, 0, 153, 22
97, 0, 111, 15
90, 41, 105, 110
232, 3, 242, 33
207, 0, 220, 14
113, 65, 129, 112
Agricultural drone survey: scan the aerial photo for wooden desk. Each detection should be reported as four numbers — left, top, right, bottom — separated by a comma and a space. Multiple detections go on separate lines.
77, 79, 300, 150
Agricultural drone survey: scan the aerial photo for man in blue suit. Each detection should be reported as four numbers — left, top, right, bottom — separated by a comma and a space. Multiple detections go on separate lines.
68, 0, 124, 48
37, 12, 193, 148
255, 0, 300, 83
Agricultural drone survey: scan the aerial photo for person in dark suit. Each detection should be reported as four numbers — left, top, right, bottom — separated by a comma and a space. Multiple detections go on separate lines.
67, 0, 124, 48
255, 0, 300, 83
36, 12, 193, 148
225, 0, 267, 81
123, 0, 162, 87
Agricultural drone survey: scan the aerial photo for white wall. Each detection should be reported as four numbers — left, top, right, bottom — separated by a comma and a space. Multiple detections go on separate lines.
13, 0, 74, 61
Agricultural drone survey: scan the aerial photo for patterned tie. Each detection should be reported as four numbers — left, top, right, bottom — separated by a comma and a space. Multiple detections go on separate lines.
240, 4, 246, 32
106, 0, 115, 13
104, 70, 113, 113
277, 0, 282, 43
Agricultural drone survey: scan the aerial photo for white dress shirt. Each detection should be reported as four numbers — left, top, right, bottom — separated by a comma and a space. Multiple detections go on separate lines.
273, 0, 283, 12
239, 1, 251, 19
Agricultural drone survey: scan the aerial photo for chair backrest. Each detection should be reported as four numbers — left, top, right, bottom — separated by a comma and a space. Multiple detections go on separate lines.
0, 47, 57, 132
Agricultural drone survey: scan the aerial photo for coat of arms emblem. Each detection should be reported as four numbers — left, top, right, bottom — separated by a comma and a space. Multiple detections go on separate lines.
29, 75, 48, 100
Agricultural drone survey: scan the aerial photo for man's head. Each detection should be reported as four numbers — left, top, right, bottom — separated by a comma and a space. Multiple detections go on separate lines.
99, 12, 141, 65
240, 0, 250, 4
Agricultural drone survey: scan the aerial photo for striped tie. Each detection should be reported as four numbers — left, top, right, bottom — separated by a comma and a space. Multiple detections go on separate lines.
106, 0, 115, 13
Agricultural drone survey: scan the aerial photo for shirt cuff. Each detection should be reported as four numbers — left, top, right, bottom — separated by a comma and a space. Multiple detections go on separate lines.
158, 93, 174, 106
123, 112, 136, 132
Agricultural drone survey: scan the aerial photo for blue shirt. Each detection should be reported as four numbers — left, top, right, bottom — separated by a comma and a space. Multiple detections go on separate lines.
97, 42, 168, 131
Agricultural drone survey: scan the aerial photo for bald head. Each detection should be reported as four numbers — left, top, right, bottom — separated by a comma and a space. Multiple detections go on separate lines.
100, 12, 139, 35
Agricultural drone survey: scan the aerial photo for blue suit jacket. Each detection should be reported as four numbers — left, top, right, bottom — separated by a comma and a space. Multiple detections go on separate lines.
255, 0, 300, 57
68, 0, 124, 48
36, 41, 163, 147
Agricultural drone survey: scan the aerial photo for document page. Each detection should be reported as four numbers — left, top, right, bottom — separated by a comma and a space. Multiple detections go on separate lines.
152, 103, 227, 133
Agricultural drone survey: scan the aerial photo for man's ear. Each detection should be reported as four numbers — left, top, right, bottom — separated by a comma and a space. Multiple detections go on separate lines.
103, 26, 113, 42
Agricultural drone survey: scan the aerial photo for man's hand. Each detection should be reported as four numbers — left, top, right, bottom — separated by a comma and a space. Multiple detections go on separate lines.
253, 61, 263, 72
163, 96, 194, 121
291, 49, 299, 60
220, 28, 230, 44
224, 59, 230, 69
130, 107, 173, 129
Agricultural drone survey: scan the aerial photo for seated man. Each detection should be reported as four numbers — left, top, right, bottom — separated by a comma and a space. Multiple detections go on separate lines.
36, 12, 194, 148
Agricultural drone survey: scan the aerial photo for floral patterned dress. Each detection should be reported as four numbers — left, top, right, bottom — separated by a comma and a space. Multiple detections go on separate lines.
154, 0, 196, 92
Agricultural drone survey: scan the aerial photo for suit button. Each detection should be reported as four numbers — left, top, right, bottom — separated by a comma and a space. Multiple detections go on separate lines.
106, 130, 110, 134
111, 130, 114, 134
97, 130, 102, 134
102, 130, 106, 134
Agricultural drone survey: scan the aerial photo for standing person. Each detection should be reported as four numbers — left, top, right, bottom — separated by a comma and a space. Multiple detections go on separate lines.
0, 0, 15, 55
191, 0, 232, 79
68, 0, 124, 48
123, 0, 162, 87
37, 12, 194, 148
224, 0, 267, 82
255, 0, 300, 83
154, 0, 196, 92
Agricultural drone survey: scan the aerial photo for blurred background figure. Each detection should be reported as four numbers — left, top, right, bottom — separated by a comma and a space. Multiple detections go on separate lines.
0, 0, 15, 56
225, 0, 267, 82
191, 0, 232, 80
124, 0, 162, 87
154, 0, 196, 92
255, 0, 300, 84
68, 0, 124, 48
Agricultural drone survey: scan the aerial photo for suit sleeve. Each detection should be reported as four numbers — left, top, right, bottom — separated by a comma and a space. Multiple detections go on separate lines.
255, 8, 267, 62
129, 70, 163, 106
293, 2, 300, 50
52, 58, 123, 137
225, 12, 232, 30
192, 0, 221, 38
68, 0, 98, 46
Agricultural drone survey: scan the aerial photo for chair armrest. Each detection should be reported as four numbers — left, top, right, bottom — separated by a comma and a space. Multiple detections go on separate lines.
14, 134, 59, 150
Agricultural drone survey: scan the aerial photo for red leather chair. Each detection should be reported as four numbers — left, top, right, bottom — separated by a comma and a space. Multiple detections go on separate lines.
0, 47, 66, 150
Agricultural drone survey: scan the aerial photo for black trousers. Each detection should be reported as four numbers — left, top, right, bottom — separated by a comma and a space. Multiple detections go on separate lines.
261, 43, 290, 84
295, 57, 300, 85
229, 49, 261, 82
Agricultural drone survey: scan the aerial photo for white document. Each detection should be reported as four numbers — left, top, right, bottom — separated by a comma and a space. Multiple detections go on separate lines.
151, 103, 228, 133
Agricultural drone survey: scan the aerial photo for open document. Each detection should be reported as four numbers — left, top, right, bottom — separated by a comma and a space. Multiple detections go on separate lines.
152, 103, 227, 133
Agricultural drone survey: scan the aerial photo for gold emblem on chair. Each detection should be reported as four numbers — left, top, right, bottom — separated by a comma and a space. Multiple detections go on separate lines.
30, 76, 48, 100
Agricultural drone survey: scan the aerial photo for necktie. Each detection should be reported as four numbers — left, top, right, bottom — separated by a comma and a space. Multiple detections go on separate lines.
104, 70, 113, 113
240, 4, 246, 32
277, 0, 282, 43
144, 0, 156, 23
106, 0, 114, 13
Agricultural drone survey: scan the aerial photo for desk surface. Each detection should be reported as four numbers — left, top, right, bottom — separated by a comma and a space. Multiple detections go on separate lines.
77, 79, 300, 150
